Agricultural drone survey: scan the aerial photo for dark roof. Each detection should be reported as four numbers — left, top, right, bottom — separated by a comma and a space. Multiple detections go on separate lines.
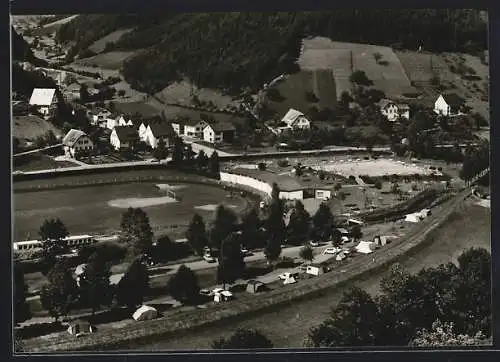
113, 126, 139, 142
442, 93, 465, 107
208, 122, 236, 132
173, 118, 206, 127
149, 122, 175, 137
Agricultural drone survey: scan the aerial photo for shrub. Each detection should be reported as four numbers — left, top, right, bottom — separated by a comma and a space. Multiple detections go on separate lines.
277, 160, 289, 167
374, 180, 382, 189
318, 171, 326, 180
258, 162, 266, 171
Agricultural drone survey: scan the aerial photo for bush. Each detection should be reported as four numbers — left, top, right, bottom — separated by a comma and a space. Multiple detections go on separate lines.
257, 162, 266, 171
277, 160, 289, 167
374, 180, 382, 189
318, 171, 326, 180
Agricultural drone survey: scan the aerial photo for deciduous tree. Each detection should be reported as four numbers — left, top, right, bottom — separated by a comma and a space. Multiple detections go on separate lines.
287, 200, 310, 244
80, 252, 112, 315
216, 232, 245, 289
312, 203, 334, 242
186, 214, 208, 255
209, 205, 237, 251
167, 264, 200, 304
116, 259, 149, 309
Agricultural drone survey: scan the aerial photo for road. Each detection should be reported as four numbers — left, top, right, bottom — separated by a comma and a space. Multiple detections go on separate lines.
13, 143, 63, 158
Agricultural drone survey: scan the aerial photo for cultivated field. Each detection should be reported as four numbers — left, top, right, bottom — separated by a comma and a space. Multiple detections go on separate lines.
13, 182, 249, 242
88, 29, 133, 54
267, 70, 338, 120
13, 154, 79, 173
298, 37, 416, 99
134, 199, 490, 350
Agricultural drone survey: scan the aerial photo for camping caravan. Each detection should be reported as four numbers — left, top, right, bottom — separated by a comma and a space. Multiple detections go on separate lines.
336, 251, 347, 261
246, 280, 266, 294
306, 264, 327, 276
133, 305, 158, 321
405, 212, 422, 223
283, 275, 297, 285
355, 241, 377, 254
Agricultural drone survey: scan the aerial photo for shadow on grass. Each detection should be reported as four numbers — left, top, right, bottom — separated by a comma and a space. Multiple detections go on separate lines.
15, 321, 66, 339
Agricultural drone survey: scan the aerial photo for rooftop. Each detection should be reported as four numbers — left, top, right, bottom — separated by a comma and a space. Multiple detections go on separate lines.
62, 129, 88, 147
149, 122, 175, 137
207, 121, 236, 132
113, 126, 139, 141
441, 93, 465, 107
29, 88, 56, 106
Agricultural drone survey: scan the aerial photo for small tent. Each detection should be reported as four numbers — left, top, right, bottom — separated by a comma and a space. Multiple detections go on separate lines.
355, 241, 377, 254
283, 276, 297, 285
214, 290, 233, 303
405, 212, 422, 223
336, 252, 347, 261
246, 280, 266, 294
133, 305, 158, 321
67, 319, 94, 335
306, 264, 326, 276
74, 264, 87, 276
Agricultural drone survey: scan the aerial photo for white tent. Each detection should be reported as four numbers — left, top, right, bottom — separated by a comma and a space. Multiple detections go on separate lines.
336, 252, 347, 261
133, 305, 158, 321
214, 290, 233, 303
405, 212, 422, 223
74, 264, 87, 276
355, 241, 376, 254
283, 276, 297, 285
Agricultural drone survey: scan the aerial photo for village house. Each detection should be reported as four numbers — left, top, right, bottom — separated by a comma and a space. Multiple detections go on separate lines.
138, 116, 163, 142
143, 122, 176, 149
64, 82, 81, 101
281, 108, 311, 130
29, 88, 58, 118
171, 118, 208, 138
110, 126, 140, 151
107, 114, 131, 130
62, 129, 93, 158
379, 99, 410, 121
434, 93, 467, 117
203, 121, 236, 144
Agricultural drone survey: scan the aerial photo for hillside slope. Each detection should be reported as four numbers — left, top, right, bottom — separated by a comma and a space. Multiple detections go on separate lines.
56, 10, 487, 96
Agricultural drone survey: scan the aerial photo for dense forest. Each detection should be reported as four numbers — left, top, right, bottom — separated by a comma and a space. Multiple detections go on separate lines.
11, 27, 47, 67
56, 10, 487, 95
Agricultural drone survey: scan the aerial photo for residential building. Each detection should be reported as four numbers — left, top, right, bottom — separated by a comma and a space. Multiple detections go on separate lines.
434, 93, 466, 116
138, 116, 163, 142
28, 88, 57, 118
143, 122, 176, 149
64, 82, 81, 101
280, 108, 311, 130
379, 99, 410, 121
203, 122, 236, 144
110, 126, 140, 151
106, 115, 131, 129
62, 129, 93, 158
171, 118, 208, 138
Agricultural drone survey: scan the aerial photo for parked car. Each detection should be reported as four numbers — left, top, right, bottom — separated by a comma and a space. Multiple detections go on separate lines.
309, 241, 319, 247
323, 247, 342, 255
200, 289, 212, 296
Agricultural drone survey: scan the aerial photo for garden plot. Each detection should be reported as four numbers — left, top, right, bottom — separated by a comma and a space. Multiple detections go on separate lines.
314, 159, 433, 177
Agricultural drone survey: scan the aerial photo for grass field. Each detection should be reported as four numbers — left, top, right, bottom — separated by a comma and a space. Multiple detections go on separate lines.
13, 182, 248, 242
88, 29, 133, 54
13, 154, 78, 173
74, 51, 138, 70
134, 199, 490, 350
12, 116, 62, 142
113, 101, 161, 117
267, 70, 338, 120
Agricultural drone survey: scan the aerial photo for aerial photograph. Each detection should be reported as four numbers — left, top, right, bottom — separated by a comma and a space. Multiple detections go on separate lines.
11, 10, 491, 353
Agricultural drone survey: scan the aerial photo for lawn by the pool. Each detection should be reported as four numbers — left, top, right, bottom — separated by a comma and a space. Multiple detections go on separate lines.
13, 182, 248, 241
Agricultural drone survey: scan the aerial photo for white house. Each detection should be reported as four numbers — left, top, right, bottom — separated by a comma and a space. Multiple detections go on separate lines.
434, 93, 466, 116
62, 129, 93, 158
203, 122, 236, 144
110, 126, 139, 151
138, 116, 163, 142
379, 99, 410, 122
29, 88, 57, 118
280, 108, 311, 130
143, 122, 176, 149
171, 118, 208, 138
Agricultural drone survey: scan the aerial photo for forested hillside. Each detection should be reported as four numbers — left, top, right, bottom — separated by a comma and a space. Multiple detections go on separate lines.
56, 10, 487, 95
11, 27, 47, 67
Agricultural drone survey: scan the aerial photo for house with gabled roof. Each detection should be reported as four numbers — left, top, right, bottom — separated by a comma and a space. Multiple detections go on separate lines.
171, 118, 208, 138
434, 93, 467, 117
281, 108, 311, 130
203, 121, 236, 144
143, 121, 176, 149
379, 99, 410, 122
138, 116, 163, 142
29, 88, 57, 118
110, 126, 139, 151
62, 129, 93, 158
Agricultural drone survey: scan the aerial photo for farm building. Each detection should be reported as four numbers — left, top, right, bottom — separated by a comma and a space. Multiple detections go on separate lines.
246, 280, 266, 294
133, 305, 158, 321
143, 122, 176, 149
67, 320, 95, 335
434, 93, 467, 117
203, 122, 236, 144
171, 118, 208, 138
62, 129, 93, 158
379, 99, 410, 122
110, 126, 139, 151
29, 88, 57, 118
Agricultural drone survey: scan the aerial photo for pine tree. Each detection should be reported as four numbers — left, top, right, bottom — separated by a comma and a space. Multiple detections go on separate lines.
196, 150, 209, 171
209, 151, 220, 178
116, 259, 150, 309
209, 205, 237, 251
186, 214, 208, 255
287, 200, 311, 244
171, 136, 185, 165
312, 203, 334, 243
240, 208, 261, 249
217, 232, 245, 289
